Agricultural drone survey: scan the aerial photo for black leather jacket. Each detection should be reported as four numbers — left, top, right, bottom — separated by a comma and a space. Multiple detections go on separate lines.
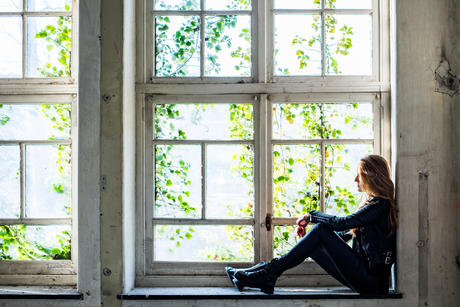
308, 197, 396, 268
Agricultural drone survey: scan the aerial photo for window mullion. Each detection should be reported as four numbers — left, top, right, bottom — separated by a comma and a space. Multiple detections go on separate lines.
201, 142, 206, 220
321, 9, 326, 76
22, 4, 26, 79
20, 142, 26, 219
320, 141, 325, 213
200, 0, 205, 78
264, 94, 273, 261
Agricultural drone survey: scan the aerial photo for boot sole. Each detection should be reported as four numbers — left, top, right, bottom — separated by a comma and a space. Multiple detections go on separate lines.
225, 267, 245, 291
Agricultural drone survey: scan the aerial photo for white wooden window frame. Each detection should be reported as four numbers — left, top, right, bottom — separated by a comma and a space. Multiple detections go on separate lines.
136, 0, 391, 287
0, 94, 78, 286
0, 0, 78, 84
0, 0, 78, 287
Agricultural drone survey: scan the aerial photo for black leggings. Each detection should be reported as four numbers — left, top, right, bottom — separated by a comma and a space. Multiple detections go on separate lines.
279, 223, 390, 295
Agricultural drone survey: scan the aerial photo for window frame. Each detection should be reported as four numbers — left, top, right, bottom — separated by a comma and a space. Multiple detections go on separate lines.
0, 0, 78, 286
0, 94, 78, 285
0, 0, 78, 84
136, 0, 391, 288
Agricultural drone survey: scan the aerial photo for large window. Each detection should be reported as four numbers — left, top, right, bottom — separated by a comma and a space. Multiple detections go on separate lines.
136, 0, 389, 287
0, 0, 77, 285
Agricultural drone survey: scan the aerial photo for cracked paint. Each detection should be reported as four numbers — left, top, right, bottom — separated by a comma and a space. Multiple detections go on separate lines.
435, 58, 459, 97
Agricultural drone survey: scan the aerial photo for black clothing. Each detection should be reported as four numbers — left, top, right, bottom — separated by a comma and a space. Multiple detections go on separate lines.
280, 197, 395, 295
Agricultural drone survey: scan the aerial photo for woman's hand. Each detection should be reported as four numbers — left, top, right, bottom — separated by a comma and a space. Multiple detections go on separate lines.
296, 213, 310, 227
294, 214, 310, 238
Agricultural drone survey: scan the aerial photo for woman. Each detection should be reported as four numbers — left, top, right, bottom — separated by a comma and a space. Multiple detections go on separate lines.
226, 155, 398, 295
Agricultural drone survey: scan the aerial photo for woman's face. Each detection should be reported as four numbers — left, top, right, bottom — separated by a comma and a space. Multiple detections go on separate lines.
354, 171, 364, 192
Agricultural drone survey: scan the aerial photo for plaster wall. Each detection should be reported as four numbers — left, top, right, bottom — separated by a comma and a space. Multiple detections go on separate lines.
393, 0, 460, 307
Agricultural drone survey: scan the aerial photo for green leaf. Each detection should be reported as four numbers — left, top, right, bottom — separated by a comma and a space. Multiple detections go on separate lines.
46, 45, 54, 52
185, 232, 193, 239
288, 158, 294, 165
166, 180, 173, 186
51, 248, 61, 254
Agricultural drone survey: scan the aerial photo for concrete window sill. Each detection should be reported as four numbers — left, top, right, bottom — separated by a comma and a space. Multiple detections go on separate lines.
117, 287, 403, 300
0, 286, 83, 300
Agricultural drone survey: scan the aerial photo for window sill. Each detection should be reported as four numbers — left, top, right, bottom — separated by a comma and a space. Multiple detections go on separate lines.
0, 286, 83, 300
117, 287, 402, 300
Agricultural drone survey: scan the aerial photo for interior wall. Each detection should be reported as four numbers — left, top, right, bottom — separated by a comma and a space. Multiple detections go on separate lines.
393, 0, 460, 307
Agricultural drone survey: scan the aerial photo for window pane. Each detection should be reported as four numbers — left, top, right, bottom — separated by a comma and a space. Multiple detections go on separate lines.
155, 145, 201, 218
206, 145, 253, 219
154, 225, 253, 261
323, 103, 373, 139
205, 15, 251, 77
27, 16, 72, 77
273, 145, 321, 218
275, 15, 321, 76
27, 0, 71, 11
0, 0, 22, 11
0, 17, 22, 78
274, 0, 318, 9
325, 14, 372, 75
273, 103, 371, 140
274, 225, 301, 257
0, 104, 71, 140
25, 145, 71, 218
155, 15, 200, 77
325, 143, 372, 215
0, 146, 20, 218
273, 103, 321, 140
326, 0, 372, 9
205, 0, 251, 10
0, 225, 70, 260
154, 0, 200, 11
155, 104, 253, 140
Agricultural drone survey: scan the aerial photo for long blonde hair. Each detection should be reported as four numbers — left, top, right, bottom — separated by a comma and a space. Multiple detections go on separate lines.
351, 155, 398, 237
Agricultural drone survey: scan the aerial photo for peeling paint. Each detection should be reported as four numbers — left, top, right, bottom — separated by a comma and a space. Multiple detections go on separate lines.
435, 58, 459, 97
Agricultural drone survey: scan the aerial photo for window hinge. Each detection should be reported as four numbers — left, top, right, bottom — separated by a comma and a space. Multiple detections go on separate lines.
265, 213, 272, 231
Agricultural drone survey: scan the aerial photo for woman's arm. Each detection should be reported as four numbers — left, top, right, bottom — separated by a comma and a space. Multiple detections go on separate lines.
308, 198, 389, 231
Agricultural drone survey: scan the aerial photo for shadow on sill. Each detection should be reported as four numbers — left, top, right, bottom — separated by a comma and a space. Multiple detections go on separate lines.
117, 287, 403, 300
0, 286, 83, 300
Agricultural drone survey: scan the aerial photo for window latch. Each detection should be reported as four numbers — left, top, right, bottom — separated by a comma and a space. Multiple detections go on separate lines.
265, 213, 272, 231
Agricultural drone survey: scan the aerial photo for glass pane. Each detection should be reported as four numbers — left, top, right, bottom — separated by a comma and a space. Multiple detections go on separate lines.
274, 225, 301, 257
205, 0, 251, 10
154, 0, 200, 10
155, 15, 200, 77
275, 15, 321, 76
206, 145, 254, 219
27, 16, 72, 77
0, 17, 22, 78
155, 104, 253, 140
325, 143, 372, 215
273, 103, 322, 140
325, 14, 372, 75
0, 146, 20, 218
0, 225, 70, 260
27, 0, 71, 11
274, 0, 319, 9
25, 145, 71, 218
0, 0, 22, 11
273, 145, 321, 218
205, 15, 251, 77
0, 104, 71, 140
155, 145, 201, 218
154, 225, 253, 261
323, 103, 373, 139
326, 0, 372, 9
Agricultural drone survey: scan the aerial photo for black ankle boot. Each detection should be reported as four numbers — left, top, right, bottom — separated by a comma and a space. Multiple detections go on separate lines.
225, 262, 267, 291
233, 258, 286, 294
